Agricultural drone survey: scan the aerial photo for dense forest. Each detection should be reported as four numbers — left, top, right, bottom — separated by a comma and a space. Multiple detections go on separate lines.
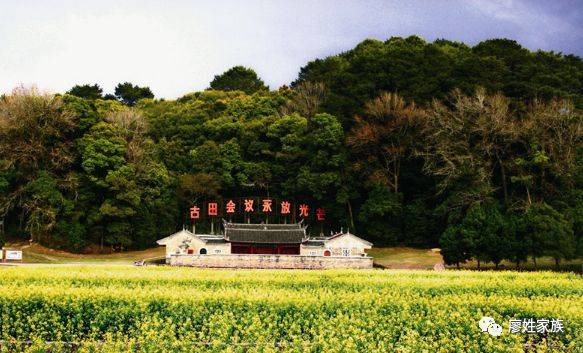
1, 36, 581, 267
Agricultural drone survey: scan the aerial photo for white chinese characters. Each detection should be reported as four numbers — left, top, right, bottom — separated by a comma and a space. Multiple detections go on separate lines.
508, 318, 564, 334
480, 317, 565, 337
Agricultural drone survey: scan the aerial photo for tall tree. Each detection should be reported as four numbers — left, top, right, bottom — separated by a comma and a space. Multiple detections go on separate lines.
512, 99, 582, 207
520, 203, 576, 267
348, 92, 421, 194
420, 89, 516, 209
464, 201, 511, 268
78, 108, 173, 250
346, 92, 424, 244
67, 84, 104, 100
0, 87, 78, 243
114, 82, 154, 106
280, 81, 327, 118
209, 66, 268, 94
439, 224, 475, 268
440, 201, 512, 269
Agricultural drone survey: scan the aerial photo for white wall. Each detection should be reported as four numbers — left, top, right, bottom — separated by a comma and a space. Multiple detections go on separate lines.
160, 232, 232, 262
325, 234, 371, 257
300, 245, 324, 256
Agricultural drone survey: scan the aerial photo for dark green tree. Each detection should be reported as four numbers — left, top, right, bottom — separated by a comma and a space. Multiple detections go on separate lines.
114, 82, 154, 106
463, 202, 511, 269
209, 66, 268, 94
78, 109, 173, 250
357, 186, 402, 244
295, 35, 583, 130
61, 94, 101, 133
521, 203, 576, 267
67, 84, 104, 100
439, 224, 475, 268
21, 172, 76, 246
189, 139, 244, 189
501, 214, 527, 268
0, 87, 79, 245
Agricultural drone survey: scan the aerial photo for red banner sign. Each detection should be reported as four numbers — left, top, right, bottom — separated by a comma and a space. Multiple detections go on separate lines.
189, 198, 325, 222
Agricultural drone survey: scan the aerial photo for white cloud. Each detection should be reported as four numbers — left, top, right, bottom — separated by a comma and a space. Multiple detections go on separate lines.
0, 0, 580, 98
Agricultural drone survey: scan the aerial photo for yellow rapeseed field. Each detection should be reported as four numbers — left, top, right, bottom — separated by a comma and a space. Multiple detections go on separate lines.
0, 266, 581, 352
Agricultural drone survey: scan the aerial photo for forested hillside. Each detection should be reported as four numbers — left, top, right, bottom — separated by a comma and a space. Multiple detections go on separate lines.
1, 36, 581, 267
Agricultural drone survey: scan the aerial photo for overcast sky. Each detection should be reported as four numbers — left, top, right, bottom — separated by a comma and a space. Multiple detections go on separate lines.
1, 0, 582, 98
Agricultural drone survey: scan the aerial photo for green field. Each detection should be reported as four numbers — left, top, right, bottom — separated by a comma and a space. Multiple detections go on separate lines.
0, 266, 581, 352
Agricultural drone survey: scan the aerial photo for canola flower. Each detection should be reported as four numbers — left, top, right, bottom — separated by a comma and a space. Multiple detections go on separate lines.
0, 266, 581, 352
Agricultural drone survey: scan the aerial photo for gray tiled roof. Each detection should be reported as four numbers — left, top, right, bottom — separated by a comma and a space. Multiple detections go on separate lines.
225, 223, 303, 230
304, 240, 326, 247
224, 222, 306, 244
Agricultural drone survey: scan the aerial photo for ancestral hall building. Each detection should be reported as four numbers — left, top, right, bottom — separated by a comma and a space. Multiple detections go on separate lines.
156, 222, 373, 269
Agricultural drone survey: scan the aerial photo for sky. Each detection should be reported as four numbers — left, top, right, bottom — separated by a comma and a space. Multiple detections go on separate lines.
1, 0, 582, 98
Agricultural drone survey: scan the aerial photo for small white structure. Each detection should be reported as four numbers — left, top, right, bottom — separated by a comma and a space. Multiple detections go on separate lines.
156, 229, 230, 263
300, 232, 372, 257
1, 249, 23, 262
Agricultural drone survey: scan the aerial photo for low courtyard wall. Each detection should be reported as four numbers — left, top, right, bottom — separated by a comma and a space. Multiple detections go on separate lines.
169, 254, 373, 269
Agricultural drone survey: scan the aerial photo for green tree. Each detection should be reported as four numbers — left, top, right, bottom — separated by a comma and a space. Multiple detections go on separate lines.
438, 201, 512, 269
500, 214, 527, 268
346, 93, 426, 244
20, 172, 75, 244
67, 84, 104, 100
439, 224, 475, 268
292, 113, 345, 199
511, 99, 582, 207
521, 203, 576, 267
463, 202, 511, 268
402, 198, 440, 247
295, 36, 583, 130
53, 220, 86, 252
209, 66, 268, 94
78, 109, 173, 250
114, 82, 154, 106
190, 139, 243, 189
61, 94, 101, 133
357, 186, 402, 244
0, 87, 79, 244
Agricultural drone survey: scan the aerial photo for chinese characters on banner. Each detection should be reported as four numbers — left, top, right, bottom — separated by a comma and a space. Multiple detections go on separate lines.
244, 199, 254, 212
226, 200, 236, 214
207, 202, 218, 216
189, 206, 200, 220
188, 198, 326, 222
280, 201, 291, 215
299, 204, 309, 218
262, 199, 272, 213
